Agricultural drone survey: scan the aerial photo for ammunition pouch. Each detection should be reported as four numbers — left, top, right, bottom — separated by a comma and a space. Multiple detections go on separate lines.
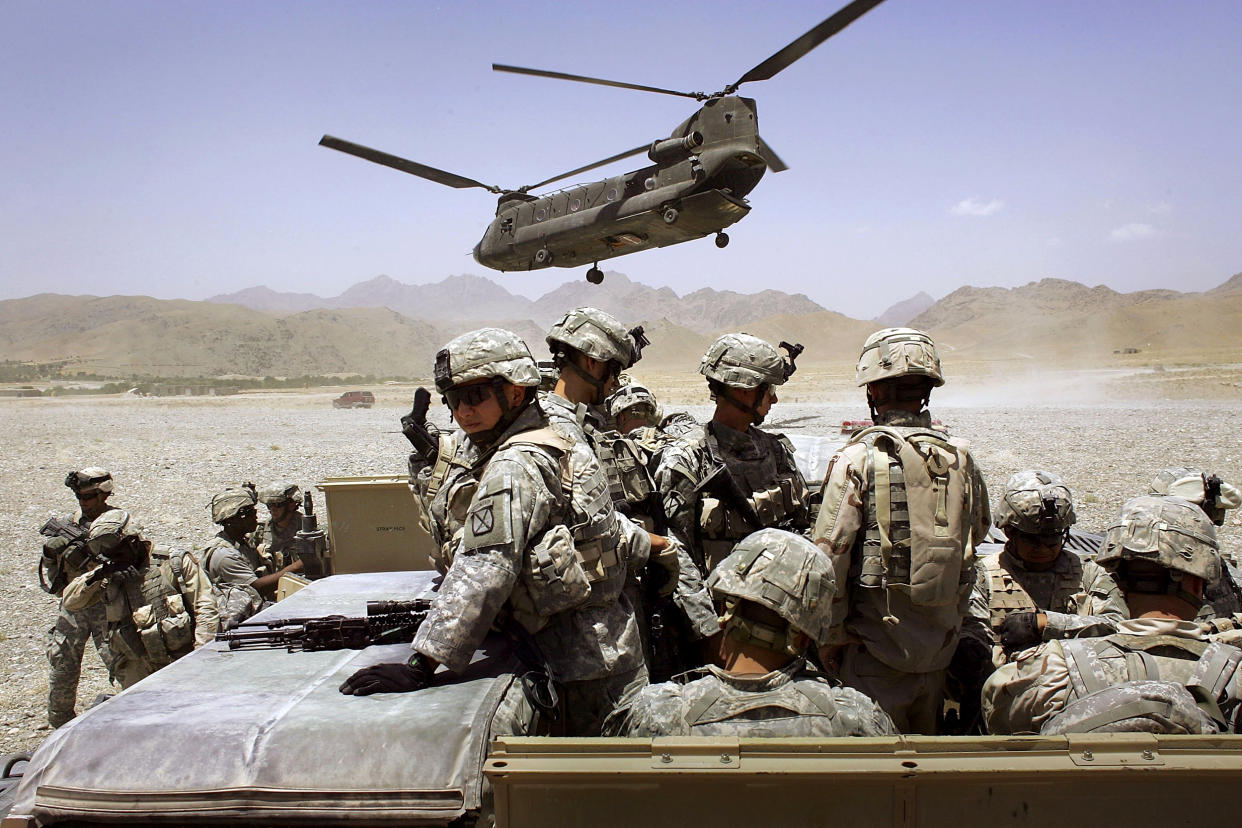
512, 525, 592, 634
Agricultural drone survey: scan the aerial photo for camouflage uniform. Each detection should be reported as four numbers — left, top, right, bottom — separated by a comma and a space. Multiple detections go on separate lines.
656, 333, 810, 576
62, 510, 219, 688
1148, 467, 1242, 617
544, 309, 717, 675
408, 328, 647, 736
813, 328, 990, 734
965, 471, 1126, 666
606, 529, 896, 737
983, 496, 1242, 734
202, 487, 276, 588
44, 500, 117, 728
255, 482, 302, 568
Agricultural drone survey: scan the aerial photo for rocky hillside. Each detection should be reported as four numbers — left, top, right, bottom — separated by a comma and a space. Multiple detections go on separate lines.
209, 271, 826, 333
874, 291, 935, 327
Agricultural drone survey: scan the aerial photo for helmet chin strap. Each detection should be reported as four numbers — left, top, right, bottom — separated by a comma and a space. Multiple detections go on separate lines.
716, 384, 768, 426
466, 380, 529, 452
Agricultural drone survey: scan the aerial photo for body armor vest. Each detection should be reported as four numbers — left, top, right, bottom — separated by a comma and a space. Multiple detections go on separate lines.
588, 425, 657, 530
106, 549, 196, 668
851, 425, 973, 607
982, 552, 1087, 631
680, 671, 844, 736
695, 425, 808, 572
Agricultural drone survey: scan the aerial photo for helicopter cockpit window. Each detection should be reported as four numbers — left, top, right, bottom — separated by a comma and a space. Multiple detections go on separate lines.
535, 207, 546, 222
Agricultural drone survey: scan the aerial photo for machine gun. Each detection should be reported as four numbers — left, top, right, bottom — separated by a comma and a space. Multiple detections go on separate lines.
216, 598, 433, 652
294, 489, 330, 580
38, 517, 91, 594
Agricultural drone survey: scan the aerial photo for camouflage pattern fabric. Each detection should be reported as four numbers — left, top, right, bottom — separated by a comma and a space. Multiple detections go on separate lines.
46, 601, 114, 727
993, 469, 1076, 535
61, 545, 220, 689
1199, 561, 1242, 621
209, 487, 256, 524
699, 333, 791, 389
657, 420, 810, 576
604, 661, 896, 737
1097, 495, 1220, 583
44, 509, 117, 727
545, 307, 638, 368
408, 402, 644, 729
964, 549, 1126, 664
855, 327, 944, 387
202, 531, 274, 587
982, 617, 1242, 734
254, 516, 299, 568
434, 327, 541, 391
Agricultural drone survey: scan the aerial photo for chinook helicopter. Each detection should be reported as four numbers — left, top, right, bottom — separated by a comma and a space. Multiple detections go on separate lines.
320, 0, 887, 283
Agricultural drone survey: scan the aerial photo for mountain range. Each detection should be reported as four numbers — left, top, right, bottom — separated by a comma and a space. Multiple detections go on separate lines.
3, 271, 1239, 379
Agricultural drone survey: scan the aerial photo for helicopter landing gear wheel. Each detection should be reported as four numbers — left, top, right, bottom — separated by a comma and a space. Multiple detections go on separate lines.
715, 232, 730, 248
586, 266, 603, 284
534, 248, 553, 267
662, 207, 679, 225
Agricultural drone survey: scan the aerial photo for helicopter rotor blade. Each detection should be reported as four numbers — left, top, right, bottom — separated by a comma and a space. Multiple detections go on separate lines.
319, 135, 505, 194
756, 136, 789, 173
524, 144, 650, 192
731, 0, 888, 90
493, 63, 707, 101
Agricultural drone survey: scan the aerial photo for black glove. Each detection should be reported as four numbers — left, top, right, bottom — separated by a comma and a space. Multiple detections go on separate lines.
1000, 612, 1043, 653
106, 564, 141, 584
339, 654, 434, 696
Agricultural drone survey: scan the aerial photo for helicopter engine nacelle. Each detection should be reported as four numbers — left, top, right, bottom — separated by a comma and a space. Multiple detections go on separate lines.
648, 131, 704, 164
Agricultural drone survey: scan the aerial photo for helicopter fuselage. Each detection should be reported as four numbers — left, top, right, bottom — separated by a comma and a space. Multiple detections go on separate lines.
474, 96, 768, 272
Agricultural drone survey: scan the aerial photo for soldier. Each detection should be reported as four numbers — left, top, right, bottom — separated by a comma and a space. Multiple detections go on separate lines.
255, 481, 305, 571
339, 328, 648, 736
656, 333, 810, 576
203, 485, 300, 601
604, 529, 896, 737
813, 327, 990, 734
61, 510, 219, 688
607, 382, 700, 473
1148, 467, 1242, 619
41, 468, 120, 727
543, 308, 715, 678
983, 496, 1242, 735
967, 470, 1126, 663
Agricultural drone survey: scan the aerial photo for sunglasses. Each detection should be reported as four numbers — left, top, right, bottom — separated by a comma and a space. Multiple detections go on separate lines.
75, 491, 103, 502
442, 383, 497, 411
1012, 529, 1065, 548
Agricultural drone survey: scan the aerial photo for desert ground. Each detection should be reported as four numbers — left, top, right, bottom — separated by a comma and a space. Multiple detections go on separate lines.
3, 368, 1241, 756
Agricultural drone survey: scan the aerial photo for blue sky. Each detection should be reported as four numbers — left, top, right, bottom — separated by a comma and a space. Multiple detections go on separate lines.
3, 0, 1239, 318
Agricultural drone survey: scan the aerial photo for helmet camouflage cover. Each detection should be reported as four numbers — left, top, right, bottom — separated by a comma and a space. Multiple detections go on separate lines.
210, 486, 258, 524
258, 481, 300, 507
607, 383, 660, 422
434, 327, 541, 393
1097, 495, 1221, 584
706, 528, 836, 650
856, 327, 945, 388
700, 333, 792, 390
86, 508, 142, 557
546, 306, 639, 369
65, 467, 114, 495
994, 470, 1077, 535
1149, 467, 1241, 526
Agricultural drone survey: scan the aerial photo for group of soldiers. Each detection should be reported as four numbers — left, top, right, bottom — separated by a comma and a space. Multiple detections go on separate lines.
40, 474, 311, 726
40, 308, 1242, 740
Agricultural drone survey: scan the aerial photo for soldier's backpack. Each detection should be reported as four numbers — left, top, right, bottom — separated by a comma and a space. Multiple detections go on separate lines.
1042, 636, 1242, 734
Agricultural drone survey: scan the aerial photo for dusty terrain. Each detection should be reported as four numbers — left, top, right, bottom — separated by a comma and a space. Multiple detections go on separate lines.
3, 374, 1241, 757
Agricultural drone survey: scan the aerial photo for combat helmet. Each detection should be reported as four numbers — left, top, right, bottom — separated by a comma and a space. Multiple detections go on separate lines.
258, 481, 300, 508
1097, 496, 1221, 602
700, 333, 798, 390
86, 509, 142, 559
210, 486, 258, 525
65, 467, 114, 495
433, 327, 540, 393
706, 528, 836, 655
546, 307, 646, 370
855, 327, 944, 388
1149, 467, 1241, 526
994, 470, 1077, 538
607, 383, 660, 426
